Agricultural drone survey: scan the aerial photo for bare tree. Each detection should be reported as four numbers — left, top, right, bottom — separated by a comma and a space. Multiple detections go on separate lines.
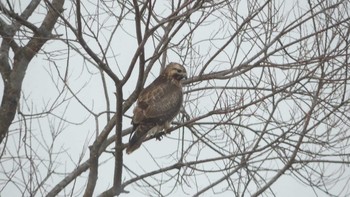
1, 0, 350, 196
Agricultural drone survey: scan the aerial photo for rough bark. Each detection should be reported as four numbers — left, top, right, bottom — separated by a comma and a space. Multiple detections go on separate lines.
0, 0, 65, 145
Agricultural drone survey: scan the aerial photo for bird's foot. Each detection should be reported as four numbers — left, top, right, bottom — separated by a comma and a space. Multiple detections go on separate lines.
154, 132, 166, 141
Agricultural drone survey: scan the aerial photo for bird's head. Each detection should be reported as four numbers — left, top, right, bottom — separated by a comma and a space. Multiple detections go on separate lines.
163, 62, 187, 81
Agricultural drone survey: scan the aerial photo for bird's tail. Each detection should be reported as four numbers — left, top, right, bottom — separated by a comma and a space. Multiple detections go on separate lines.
126, 124, 152, 154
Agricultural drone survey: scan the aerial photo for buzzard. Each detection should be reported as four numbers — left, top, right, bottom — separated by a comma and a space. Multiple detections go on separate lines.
126, 63, 187, 154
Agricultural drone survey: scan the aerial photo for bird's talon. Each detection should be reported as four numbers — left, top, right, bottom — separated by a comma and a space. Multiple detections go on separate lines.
154, 132, 166, 140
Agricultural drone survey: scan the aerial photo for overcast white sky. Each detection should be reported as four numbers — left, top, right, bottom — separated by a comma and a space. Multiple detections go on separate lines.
1, 0, 349, 196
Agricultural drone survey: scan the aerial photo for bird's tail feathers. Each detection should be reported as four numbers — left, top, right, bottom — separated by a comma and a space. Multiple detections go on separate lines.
126, 124, 153, 154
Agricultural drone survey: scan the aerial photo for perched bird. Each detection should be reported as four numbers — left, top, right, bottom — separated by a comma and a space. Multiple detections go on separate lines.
126, 62, 187, 154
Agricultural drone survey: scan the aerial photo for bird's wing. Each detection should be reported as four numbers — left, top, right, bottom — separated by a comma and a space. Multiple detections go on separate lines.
133, 78, 183, 125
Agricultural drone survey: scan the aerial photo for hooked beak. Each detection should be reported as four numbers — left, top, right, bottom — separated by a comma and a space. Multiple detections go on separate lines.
182, 71, 188, 80
180, 71, 187, 80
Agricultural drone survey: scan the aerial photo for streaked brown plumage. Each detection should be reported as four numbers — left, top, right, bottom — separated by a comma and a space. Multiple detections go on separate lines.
126, 62, 187, 154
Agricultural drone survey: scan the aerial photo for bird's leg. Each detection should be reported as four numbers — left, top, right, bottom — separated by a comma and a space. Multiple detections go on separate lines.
164, 121, 171, 133
154, 122, 172, 140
